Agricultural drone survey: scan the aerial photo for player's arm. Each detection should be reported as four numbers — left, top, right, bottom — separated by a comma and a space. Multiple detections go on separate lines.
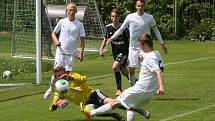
50, 93, 69, 111
99, 38, 107, 57
154, 69, 164, 95
52, 20, 61, 47
50, 93, 60, 111
70, 72, 87, 84
79, 37, 85, 62
51, 32, 61, 47
152, 26, 168, 54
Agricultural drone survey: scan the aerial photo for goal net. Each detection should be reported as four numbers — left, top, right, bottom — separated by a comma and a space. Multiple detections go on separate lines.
11, 0, 106, 58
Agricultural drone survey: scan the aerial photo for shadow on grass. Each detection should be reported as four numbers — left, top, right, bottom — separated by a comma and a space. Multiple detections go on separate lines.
90, 83, 103, 86
0, 91, 44, 103
153, 98, 200, 101
59, 119, 116, 121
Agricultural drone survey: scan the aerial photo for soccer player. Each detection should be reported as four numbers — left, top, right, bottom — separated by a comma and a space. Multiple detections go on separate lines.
44, 3, 86, 99
107, 0, 167, 86
99, 9, 129, 96
50, 66, 125, 121
83, 33, 165, 121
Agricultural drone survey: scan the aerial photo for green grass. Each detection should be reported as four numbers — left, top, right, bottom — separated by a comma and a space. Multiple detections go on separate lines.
0, 40, 215, 121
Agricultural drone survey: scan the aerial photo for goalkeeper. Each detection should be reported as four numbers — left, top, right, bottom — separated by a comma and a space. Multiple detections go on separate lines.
49, 66, 125, 121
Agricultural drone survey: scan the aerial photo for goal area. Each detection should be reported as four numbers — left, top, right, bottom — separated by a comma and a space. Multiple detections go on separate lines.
11, 0, 106, 58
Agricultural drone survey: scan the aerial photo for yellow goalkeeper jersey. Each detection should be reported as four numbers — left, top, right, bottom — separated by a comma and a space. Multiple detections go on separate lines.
50, 72, 94, 110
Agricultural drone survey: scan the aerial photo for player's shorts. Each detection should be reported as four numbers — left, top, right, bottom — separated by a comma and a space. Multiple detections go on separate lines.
116, 85, 154, 109
85, 89, 108, 107
128, 48, 144, 68
54, 51, 75, 71
115, 53, 128, 67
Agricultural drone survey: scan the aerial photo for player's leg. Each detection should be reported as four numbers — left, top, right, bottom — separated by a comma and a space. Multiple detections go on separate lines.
112, 61, 122, 96
44, 75, 56, 99
128, 67, 137, 86
97, 113, 125, 121
83, 90, 120, 120
119, 53, 129, 80
129, 107, 150, 119
127, 110, 135, 121
120, 66, 129, 80
128, 49, 141, 86
44, 52, 63, 99
116, 85, 152, 119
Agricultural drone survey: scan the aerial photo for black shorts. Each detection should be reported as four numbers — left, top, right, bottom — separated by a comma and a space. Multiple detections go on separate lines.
115, 53, 128, 67
85, 90, 108, 107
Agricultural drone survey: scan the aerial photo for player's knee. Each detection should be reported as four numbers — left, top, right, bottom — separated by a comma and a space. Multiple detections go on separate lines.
111, 101, 121, 109
112, 64, 120, 72
120, 68, 128, 75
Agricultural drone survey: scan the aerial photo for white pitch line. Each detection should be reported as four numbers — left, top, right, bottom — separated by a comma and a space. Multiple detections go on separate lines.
160, 104, 215, 121
88, 74, 113, 80
0, 86, 28, 92
164, 57, 215, 66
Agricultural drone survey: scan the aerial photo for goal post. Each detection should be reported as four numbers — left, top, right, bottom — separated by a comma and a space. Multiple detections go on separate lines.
36, 0, 42, 84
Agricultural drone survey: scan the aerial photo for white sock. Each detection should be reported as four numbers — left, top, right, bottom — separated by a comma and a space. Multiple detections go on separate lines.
50, 75, 56, 92
127, 110, 135, 121
129, 75, 136, 86
90, 103, 112, 116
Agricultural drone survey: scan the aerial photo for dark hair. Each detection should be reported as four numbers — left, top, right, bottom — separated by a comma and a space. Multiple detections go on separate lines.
53, 66, 66, 73
138, 33, 153, 48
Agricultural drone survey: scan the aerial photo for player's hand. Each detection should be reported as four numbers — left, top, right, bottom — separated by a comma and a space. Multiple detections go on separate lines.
79, 54, 83, 62
99, 49, 105, 57
56, 99, 69, 108
157, 88, 164, 95
55, 41, 61, 47
161, 44, 168, 55
59, 74, 69, 80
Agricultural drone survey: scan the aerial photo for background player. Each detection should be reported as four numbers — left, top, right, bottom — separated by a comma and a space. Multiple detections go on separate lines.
99, 9, 129, 96
107, 0, 167, 86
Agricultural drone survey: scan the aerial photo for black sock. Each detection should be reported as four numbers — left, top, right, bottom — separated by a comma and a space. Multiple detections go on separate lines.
115, 71, 122, 90
97, 112, 124, 120
125, 74, 129, 80
118, 104, 126, 110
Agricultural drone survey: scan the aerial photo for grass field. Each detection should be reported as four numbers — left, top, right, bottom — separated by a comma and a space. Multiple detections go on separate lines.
0, 40, 215, 121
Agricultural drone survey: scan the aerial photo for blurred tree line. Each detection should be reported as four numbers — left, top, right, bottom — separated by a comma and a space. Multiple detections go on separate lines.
0, 0, 214, 41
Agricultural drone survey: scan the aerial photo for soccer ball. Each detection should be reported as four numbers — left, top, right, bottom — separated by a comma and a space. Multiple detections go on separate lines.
2, 71, 12, 79
55, 79, 70, 94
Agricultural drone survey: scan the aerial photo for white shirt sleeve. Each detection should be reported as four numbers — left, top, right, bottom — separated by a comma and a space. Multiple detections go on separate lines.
110, 15, 130, 40
79, 22, 86, 37
150, 15, 156, 27
145, 58, 160, 72
152, 26, 164, 44
53, 20, 62, 33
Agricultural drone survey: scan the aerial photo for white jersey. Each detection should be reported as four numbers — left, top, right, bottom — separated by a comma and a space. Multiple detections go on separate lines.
53, 18, 86, 55
111, 12, 156, 49
135, 50, 164, 93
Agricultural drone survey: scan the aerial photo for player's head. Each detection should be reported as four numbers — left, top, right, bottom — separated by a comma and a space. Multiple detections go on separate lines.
53, 66, 67, 80
138, 33, 153, 49
66, 3, 77, 18
111, 9, 120, 24
55, 79, 70, 94
135, 0, 145, 14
